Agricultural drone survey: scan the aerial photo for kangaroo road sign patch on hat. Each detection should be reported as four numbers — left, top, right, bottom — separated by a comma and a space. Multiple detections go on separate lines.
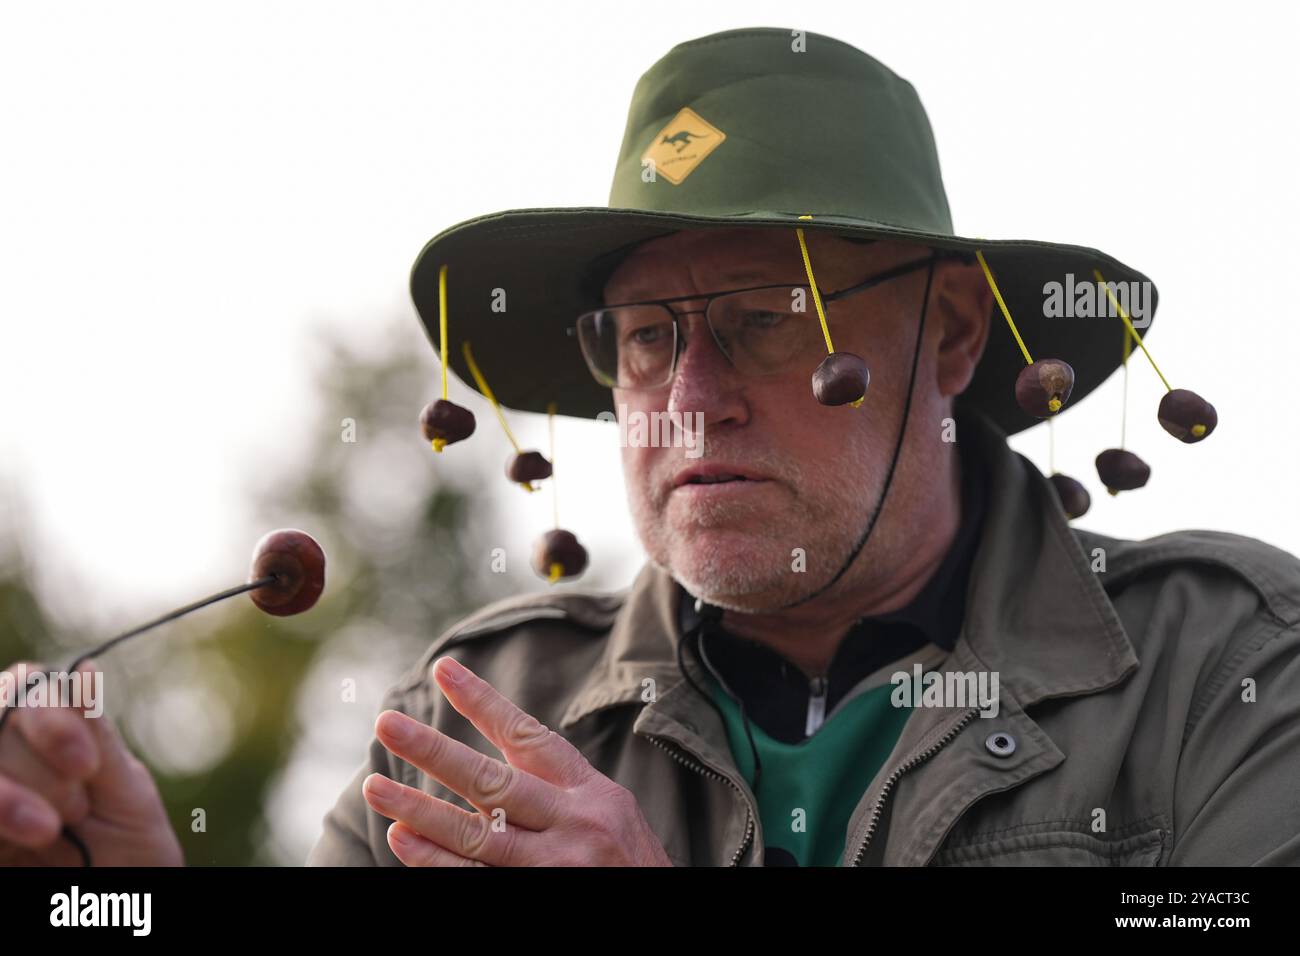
641, 106, 726, 184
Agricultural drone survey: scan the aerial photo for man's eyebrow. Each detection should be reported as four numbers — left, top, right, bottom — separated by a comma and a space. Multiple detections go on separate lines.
718, 270, 784, 285
608, 271, 795, 301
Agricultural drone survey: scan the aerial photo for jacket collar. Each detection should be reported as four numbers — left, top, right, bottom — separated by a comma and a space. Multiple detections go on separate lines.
559, 401, 1138, 731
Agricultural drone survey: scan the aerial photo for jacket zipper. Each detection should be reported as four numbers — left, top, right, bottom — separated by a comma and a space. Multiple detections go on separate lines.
645, 734, 755, 866
850, 707, 979, 866
805, 676, 828, 737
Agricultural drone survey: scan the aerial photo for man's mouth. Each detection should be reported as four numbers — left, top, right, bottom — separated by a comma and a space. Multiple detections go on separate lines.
684, 473, 752, 485
669, 469, 775, 503
671, 464, 770, 489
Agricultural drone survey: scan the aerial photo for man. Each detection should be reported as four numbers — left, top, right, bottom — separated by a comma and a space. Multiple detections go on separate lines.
301, 28, 1300, 866
3, 28, 1297, 868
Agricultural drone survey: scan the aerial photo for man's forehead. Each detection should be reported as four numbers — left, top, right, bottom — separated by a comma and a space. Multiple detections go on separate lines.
602, 227, 886, 300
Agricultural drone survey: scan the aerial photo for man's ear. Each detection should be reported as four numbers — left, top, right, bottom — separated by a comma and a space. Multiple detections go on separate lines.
931, 260, 993, 397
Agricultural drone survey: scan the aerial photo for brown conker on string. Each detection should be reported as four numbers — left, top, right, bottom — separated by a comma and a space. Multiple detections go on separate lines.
419, 399, 476, 452
1048, 473, 1091, 520
1095, 449, 1151, 496
1157, 389, 1217, 443
812, 352, 870, 406
248, 529, 326, 616
531, 529, 588, 583
508, 451, 553, 484
1015, 359, 1075, 418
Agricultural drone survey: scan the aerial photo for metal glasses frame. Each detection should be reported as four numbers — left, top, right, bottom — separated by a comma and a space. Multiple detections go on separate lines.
566, 247, 974, 388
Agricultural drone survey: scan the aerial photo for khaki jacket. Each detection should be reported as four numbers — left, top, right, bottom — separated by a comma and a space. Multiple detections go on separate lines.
307, 408, 1300, 866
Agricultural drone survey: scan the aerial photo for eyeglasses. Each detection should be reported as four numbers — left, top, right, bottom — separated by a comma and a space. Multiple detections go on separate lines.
568, 249, 970, 391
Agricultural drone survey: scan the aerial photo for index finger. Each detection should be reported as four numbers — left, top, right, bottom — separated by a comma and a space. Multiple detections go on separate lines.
1, 661, 100, 781
430, 657, 593, 790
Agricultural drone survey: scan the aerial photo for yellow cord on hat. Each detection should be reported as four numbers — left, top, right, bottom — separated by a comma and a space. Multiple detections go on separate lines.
975, 250, 1034, 367
796, 216, 864, 408
1048, 416, 1055, 474
1093, 268, 1172, 393
430, 264, 451, 452
438, 265, 449, 400
547, 400, 562, 583
1120, 314, 1132, 450
461, 340, 537, 492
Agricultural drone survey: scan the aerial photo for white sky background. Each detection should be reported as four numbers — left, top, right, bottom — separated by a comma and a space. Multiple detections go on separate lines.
2, 1, 1299, 860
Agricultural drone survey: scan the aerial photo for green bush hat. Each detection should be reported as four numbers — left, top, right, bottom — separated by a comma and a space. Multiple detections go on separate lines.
409, 26, 1158, 437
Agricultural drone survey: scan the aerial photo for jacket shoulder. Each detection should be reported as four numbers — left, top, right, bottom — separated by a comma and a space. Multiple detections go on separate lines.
1072, 525, 1300, 627
387, 583, 629, 697
1070, 529, 1300, 865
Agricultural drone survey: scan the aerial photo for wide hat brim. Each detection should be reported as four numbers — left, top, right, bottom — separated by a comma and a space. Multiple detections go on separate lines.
408, 206, 1156, 438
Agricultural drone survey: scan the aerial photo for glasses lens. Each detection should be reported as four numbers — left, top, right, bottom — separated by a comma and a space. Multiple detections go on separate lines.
707, 287, 823, 376
576, 305, 676, 389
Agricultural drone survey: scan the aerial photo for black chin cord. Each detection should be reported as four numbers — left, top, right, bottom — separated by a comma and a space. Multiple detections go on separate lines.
675, 254, 938, 802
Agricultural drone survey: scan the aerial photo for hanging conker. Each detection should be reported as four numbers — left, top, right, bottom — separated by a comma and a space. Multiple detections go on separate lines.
1015, 359, 1075, 418
531, 529, 588, 583
508, 451, 553, 485
248, 529, 326, 616
812, 352, 870, 406
1157, 389, 1217, 443
1095, 449, 1151, 496
1048, 472, 1091, 520
419, 399, 476, 452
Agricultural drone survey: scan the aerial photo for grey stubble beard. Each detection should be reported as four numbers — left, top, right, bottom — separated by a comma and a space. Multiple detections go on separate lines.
628, 427, 889, 612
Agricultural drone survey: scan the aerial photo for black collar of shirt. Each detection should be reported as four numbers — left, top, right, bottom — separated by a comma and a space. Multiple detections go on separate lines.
676, 433, 989, 744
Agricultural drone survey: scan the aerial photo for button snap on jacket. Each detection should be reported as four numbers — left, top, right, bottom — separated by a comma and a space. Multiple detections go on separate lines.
985, 731, 1017, 757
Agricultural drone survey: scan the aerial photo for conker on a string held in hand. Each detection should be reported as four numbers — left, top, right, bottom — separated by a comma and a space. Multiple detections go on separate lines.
420, 399, 476, 452
249, 529, 327, 616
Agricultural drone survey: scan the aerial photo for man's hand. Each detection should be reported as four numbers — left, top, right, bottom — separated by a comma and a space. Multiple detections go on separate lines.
0, 659, 183, 866
362, 656, 673, 867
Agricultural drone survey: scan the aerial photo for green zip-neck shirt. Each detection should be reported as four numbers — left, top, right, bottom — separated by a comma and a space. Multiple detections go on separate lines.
680, 438, 988, 864
703, 650, 945, 866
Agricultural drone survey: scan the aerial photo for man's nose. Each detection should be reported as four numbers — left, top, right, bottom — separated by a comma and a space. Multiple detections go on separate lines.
665, 311, 749, 429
